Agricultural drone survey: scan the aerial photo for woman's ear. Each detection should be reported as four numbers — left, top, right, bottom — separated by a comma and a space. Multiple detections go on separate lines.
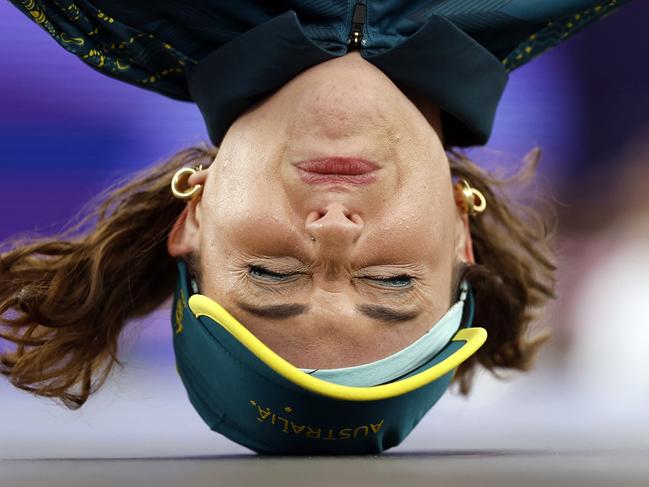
167, 169, 208, 257
455, 212, 475, 264
453, 183, 475, 264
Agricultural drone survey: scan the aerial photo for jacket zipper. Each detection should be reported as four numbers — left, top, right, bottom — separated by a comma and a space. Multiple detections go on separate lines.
347, 2, 367, 50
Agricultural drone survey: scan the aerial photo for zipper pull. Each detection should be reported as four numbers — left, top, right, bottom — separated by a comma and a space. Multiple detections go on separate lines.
347, 2, 367, 50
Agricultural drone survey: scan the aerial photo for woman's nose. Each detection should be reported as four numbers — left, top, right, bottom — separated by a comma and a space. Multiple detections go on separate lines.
305, 202, 364, 248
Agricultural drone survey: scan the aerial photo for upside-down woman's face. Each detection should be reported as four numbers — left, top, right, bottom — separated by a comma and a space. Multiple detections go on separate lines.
168, 52, 473, 368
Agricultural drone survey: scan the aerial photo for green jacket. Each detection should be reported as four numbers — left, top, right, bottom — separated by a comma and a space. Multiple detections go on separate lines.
9, 0, 631, 146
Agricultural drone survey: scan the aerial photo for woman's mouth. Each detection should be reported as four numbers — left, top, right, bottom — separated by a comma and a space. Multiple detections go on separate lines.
295, 157, 379, 185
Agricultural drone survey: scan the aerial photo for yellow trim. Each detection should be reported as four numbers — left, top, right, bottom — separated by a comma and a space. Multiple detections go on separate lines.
188, 294, 487, 402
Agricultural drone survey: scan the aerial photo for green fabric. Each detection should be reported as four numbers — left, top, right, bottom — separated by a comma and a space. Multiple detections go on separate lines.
8, 0, 632, 146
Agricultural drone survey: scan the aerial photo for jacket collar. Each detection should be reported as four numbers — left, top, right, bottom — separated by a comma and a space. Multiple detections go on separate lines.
187, 10, 508, 148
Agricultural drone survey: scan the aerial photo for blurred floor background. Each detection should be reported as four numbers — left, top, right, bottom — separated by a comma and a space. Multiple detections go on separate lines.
1, 1, 648, 461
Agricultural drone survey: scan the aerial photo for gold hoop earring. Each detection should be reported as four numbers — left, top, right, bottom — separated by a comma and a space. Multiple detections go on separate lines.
171, 164, 203, 201
455, 178, 487, 216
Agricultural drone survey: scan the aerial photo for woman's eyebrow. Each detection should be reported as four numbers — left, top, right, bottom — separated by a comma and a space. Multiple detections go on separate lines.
234, 300, 421, 323
357, 304, 421, 322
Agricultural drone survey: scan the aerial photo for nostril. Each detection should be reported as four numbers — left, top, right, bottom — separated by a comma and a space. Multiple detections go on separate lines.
349, 213, 362, 224
306, 210, 323, 224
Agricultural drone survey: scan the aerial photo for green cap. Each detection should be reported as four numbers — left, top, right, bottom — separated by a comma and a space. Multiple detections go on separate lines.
171, 259, 486, 454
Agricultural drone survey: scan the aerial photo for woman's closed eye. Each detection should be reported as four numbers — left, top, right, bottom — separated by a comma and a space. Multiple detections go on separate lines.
247, 264, 414, 288
248, 265, 304, 283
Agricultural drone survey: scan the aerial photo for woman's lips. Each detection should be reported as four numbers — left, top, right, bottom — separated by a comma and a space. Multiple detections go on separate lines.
295, 157, 379, 185
295, 157, 378, 174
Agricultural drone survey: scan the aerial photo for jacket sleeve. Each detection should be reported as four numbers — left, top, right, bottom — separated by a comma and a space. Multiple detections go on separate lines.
495, 0, 633, 72
8, 0, 197, 101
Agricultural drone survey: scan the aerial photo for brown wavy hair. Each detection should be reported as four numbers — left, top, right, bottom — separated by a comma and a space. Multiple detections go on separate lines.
0, 144, 555, 409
